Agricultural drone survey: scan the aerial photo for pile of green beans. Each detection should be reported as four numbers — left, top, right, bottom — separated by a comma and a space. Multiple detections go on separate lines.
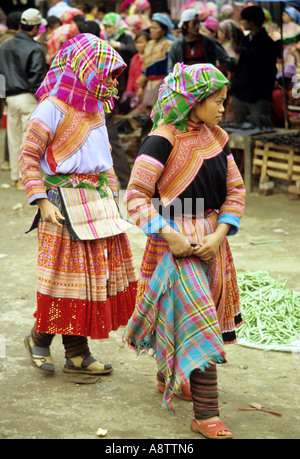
236, 271, 300, 348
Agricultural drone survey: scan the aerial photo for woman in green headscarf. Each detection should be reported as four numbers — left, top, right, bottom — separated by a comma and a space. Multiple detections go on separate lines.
123, 63, 246, 439
102, 12, 137, 102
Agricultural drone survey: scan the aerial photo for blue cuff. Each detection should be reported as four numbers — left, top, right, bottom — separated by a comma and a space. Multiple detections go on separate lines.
218, 213, 240, 236
29, 192, 48, 205
141, 214, 168, 235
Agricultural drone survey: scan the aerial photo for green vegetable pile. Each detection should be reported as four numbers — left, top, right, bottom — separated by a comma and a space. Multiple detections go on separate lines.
236, 271, 300, 349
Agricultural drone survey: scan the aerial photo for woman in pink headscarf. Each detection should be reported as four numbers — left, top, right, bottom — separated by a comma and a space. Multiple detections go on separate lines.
201, 17, 219, 39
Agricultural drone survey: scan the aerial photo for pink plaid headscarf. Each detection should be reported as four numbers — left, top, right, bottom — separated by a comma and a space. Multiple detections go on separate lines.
36, 34, 126, 114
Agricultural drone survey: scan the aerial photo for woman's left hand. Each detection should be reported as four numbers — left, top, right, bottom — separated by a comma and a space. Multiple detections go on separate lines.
192, 223, 231, 261
192, 233, 222, 261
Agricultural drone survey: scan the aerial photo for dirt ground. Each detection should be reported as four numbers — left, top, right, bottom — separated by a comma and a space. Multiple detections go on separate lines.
0, 140, 299, 440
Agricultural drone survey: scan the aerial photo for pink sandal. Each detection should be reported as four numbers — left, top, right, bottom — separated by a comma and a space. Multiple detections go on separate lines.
191, 419, 233, 439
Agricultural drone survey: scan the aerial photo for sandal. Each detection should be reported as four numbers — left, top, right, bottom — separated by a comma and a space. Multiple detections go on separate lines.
63, 355, 113, 375
24, 335, 55, 375
157, 378, 192, 401
191, 418, 233, 439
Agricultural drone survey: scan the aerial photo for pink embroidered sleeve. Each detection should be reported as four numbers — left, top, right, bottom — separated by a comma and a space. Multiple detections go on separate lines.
19, 118, 54, 204
124, 154, 168, 234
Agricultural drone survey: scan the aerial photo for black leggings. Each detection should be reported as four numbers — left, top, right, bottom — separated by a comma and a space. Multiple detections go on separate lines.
31, 323, 91, 359
190, 365, 219, 420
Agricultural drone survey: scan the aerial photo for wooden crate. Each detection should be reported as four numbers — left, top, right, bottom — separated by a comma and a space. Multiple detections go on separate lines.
253, 140, 300, 183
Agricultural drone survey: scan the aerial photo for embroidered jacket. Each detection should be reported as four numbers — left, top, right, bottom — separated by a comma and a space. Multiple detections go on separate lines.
125, 122, 245, 238
19, 96, 118, 205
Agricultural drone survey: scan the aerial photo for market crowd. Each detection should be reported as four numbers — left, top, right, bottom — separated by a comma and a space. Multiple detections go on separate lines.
1, 0, 299, 188
0, 0, 299, 440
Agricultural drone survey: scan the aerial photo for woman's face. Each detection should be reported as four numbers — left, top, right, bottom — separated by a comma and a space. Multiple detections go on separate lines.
201, 24, 216, 38
104, 24, 115, 37
150, 21, 165, 40
135, 35, 148, 54
103, 71, 115, 88
282, 12, 291, 23
217, 29, 226, 42
189, 86, 227, 125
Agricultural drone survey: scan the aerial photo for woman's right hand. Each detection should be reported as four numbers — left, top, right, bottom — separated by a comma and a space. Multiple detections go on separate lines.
158, 226, 194, 258
36, 198, 65, 227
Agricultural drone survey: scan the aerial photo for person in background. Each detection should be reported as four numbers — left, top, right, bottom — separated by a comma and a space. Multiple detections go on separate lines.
20, 34, 138, 377
137, 12, 174, 114
96, 6, 106, 25
230, 5, 278, 124
201, 16, 219, 39
168, 8, 230, 74
219, 4, 234, 21
271, 64, 297, 127
282, 6, 300, 61
121, 30, 150, 112
47, 0, 72, 19
0, 8, 47, 190
171, 18, 182, 38
82, 3, 98, 21
124, 62, 245, 439
217, 19, 244, 65
46, 21, 79, 65
129, 0, 151, 31
0, 11, 22, 172
102, 12, 136, 101
36, 15, 62, 58
102, 11, 136, 188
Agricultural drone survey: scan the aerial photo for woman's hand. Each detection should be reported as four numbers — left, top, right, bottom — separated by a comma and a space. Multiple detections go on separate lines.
37, 198, 65, 228
193, 223, 231, 261
158, 226, 194, 258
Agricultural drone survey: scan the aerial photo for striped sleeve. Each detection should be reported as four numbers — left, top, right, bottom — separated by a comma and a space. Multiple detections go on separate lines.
217, 152, 246, 235
19, 117, 54, 204
124, 153, 168, 235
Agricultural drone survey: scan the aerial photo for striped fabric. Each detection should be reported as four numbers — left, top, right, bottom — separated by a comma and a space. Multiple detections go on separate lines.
123, 250, 226, 415
134, 220, 242, 344
151, 63, 228, 132
36, 33, 127, 113
151, 124, 229, 207
59, 185, 132, 240
36, 219, 138, 338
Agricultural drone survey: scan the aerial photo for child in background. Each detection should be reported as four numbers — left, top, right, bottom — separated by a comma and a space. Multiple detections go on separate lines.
120, 30, 150, 113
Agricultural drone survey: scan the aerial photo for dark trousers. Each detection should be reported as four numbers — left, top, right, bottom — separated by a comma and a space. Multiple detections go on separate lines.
105, 112, 132, 189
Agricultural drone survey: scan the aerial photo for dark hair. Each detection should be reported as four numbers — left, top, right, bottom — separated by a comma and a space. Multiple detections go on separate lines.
21, 23, 38, 32
78, 20, 100, 37
6, 11, 21, 30
135, 30, 150, 41
172, 18, 180, 29
72, 14, 86, 25
241, 6, 266, 27
46, 15, 62, 29
83, 3, 95, 14
98, 6, 106, 13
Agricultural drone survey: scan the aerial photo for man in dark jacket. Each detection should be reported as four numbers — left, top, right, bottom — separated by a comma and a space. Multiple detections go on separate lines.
230, 6, 278, 124
0, 8, 47, 189
168, 8, 231, 73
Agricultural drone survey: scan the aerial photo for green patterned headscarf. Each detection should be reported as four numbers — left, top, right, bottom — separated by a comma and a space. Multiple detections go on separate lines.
151, 63, 228, 132
102, 12, 132, 40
